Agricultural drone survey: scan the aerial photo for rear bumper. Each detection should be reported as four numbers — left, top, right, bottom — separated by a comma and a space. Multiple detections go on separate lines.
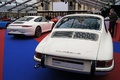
8, 32, 34, 36
7, 27, 34, 36
34, 55, 114, 75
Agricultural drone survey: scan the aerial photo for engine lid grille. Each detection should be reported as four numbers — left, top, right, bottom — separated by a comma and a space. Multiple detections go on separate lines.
51, 31, 99, 41
73, 32, 98, 41
13, 22, 24, 24
51, 31, 73, 38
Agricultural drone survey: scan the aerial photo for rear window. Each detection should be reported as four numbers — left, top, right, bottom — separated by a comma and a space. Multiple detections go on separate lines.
17, 17, 34, 21
56, 16, 101, 30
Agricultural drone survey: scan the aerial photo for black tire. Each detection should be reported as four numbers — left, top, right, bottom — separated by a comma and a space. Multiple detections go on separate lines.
35, 27, 41, 38
13, 35, 18, 38
13, 35, 21, 38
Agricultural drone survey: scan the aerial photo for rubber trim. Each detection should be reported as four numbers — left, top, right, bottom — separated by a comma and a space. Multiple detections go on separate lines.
41, 54, 46, 68
90, 61, 96, 76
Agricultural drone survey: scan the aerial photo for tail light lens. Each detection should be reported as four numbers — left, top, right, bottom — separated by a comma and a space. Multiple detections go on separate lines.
35, 52, 42, 59
96, 59, 113, 67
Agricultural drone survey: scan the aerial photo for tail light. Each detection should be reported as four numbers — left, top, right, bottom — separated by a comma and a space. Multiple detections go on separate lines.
96, 59, 113, 67
35, 52, 42, 59
22, 25, 32, 27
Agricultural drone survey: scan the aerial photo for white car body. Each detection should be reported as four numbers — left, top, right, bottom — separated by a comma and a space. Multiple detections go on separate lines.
34, 14, 114, 75
7, 16, 54, 37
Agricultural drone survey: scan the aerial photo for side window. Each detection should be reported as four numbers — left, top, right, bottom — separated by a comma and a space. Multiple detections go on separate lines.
41, 17, 47, 22
34, 17, 42, 22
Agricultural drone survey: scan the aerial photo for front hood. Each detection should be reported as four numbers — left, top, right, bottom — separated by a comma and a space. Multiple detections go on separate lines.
36, 31, 101, 60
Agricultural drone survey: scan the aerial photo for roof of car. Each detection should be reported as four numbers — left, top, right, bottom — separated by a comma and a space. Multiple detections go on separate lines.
64, 14, 104, 19
24, 16, 42, 18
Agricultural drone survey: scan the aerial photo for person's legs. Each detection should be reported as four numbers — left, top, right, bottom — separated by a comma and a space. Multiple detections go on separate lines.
109, 22, 115, 37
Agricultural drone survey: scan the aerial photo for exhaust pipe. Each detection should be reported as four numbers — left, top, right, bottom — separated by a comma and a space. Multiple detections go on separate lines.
34, 63, 41, 69
34, 54, 46, 69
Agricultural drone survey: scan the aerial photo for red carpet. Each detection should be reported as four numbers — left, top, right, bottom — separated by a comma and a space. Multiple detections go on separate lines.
0, 29, 5, 80
34, 32, 50, 42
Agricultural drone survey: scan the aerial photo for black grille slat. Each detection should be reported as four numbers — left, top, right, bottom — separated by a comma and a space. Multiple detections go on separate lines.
74, 32, 98, 41
13, 22, 24, 24
51, 31, 73, 38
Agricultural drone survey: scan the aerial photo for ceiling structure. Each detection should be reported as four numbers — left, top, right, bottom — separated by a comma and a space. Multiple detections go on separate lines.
8, 0, 32, 11
18, 0, 41, 12
0, 0, 16, 8
0, 0, 119, 13
0, 0, 38, 13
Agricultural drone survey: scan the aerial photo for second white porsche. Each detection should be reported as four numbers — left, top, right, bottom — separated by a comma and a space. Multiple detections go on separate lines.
7, 16, 54, 37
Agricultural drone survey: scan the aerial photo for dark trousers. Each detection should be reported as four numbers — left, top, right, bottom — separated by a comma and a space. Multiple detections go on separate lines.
109, 22, 116, 37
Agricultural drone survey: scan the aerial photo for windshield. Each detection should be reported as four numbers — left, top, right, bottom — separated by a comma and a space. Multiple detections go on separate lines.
17, 17, 34, 21
56, 16, 101, 30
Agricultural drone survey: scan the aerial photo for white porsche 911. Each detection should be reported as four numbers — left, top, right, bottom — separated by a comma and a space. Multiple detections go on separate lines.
7, 16, 54, 37
34, 14, 114, 75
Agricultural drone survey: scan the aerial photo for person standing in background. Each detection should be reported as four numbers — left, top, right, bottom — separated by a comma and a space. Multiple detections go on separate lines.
109, 8, 118, 38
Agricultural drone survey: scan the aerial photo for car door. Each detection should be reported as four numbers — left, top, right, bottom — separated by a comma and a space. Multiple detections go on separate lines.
34, 17, 45, 32
41, 17, 51, 32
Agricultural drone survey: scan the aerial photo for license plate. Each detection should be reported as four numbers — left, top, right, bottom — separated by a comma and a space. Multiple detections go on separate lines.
52, 58, 84, 70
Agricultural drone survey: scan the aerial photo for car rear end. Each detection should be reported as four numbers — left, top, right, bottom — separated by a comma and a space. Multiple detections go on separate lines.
33, 31, 92, 74
7, 16, 35, 36
34, 51, 114, 75
7, 22, 34, 36
34, 14, 114, 75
